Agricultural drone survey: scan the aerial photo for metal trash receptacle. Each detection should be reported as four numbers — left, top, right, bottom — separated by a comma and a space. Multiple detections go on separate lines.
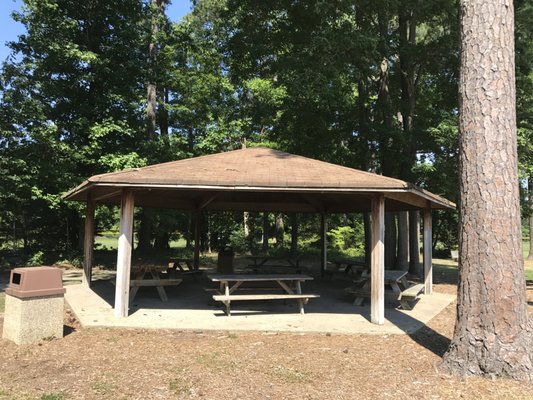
2, 266, 66, 345
217, 247, 234, 273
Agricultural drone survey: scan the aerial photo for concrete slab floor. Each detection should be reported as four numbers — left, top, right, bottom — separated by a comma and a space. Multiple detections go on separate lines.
64, 270, 455, 335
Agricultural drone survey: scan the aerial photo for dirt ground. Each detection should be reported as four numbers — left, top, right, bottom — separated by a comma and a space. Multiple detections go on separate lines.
0, 272, 532, 399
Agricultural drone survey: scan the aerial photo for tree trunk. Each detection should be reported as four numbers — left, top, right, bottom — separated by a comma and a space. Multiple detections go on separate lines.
185, 212, 192, 249
441, 0, 533, 381
146, 0, 165, 140
137, 210, 152, 251
206, 212, 212, 254
396, 211, 409, 271
243, 211, 250, 238
146, 83, 157, 139
385, 213, 396, 268
243, 211, 250, 250
364, 213, 371, 266
377, 58, 394, 176
275, 213, 284, 247
262, 212, 269, 252
527, 175, 533, 260
158, 87, 169, 144
153, 231, 169, 250
290, 214, 298, 257
408, 210, 422, 276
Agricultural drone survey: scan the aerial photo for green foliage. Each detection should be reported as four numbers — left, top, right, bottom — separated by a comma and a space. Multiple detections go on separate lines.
328, 226, 356, 251
27, 250, 45, 266
2, 0, 530, 254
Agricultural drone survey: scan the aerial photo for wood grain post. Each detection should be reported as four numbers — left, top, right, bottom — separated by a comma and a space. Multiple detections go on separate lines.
371, 194, 385, 325
423, 207, 433, 294
194, 211, 200, 269
114, 190, 135, 318
82, 194, 95, 287
320, 212, 327, 277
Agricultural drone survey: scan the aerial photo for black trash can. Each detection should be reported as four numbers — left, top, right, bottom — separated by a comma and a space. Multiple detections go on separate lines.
217, 246, 234, 273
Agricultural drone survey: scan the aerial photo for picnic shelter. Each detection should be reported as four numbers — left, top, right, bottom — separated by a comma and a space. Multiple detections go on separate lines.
63, 147, 454, 325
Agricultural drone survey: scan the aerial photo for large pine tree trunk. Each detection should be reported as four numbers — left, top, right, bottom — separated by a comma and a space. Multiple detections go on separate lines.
441, 0, 533, 381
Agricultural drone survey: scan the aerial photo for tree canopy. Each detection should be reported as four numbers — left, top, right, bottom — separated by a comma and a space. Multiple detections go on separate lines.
0, 0, 531, 262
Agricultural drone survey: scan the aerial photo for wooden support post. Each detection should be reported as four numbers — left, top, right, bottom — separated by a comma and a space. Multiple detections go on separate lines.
194, 211, 200, 269
320, 212, 327, 277
114, 190, 135, 318
423, 207, 433, 294
83, 194, 95, 287
371, 194, 385, 325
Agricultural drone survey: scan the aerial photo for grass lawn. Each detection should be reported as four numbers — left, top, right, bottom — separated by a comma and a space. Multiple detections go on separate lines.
95, 233, 186, 250
433, 241, 533, 281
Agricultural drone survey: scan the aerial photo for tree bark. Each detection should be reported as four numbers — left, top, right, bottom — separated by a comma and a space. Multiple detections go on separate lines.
396, 211, 409, 271
384, 213, 396, 268
275, 213, 284, 247
137, 209, 152, 251
408, 210, 422, 276
290, 213, 298, 257
397, 9, 418, 271
441, 0, 533, 381
243, 211, 250, 239
146, 0, 165, 140
262, 212, 269, 252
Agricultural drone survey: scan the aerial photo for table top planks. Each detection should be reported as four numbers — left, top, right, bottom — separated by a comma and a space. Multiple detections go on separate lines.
207, 273, 313, 282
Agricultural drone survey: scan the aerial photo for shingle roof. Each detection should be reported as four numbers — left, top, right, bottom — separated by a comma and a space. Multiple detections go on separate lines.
63, 147, 454, 211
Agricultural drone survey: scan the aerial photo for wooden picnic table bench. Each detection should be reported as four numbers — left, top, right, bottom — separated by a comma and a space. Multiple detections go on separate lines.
247, 256, 303, 273
327, 259, 369, 279
129, 264, 183, 303
168, 258, 202, 281
345, 270, 425, 309
207, 273, 319, 316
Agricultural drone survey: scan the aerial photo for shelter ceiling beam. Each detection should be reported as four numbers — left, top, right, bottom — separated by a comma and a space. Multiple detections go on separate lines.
196, 193, 218, 211
92, 189, 122, 202
206, 202, 316, 213
299, 194, 326, 213
384, 192, 427, 209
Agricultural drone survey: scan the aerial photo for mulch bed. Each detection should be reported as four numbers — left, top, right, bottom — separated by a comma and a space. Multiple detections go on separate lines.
0, 282, 532, 400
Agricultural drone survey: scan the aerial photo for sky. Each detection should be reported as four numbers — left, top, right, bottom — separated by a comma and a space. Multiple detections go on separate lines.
0, 0, 193, 62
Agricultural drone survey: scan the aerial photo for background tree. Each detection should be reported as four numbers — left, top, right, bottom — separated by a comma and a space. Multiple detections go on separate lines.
515, 0, 533, 259
441, 0, 533, 381
0, 0, 148, 255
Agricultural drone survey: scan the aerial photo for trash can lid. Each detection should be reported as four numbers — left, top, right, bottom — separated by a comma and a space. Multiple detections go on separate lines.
6, 266, 66, 299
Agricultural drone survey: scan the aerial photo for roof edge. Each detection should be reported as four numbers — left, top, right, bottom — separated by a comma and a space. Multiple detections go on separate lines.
63, 181, 455, 209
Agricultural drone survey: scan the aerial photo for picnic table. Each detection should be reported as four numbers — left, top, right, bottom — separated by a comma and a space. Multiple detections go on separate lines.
129, 264, 183, 303
345, 270, 425, 309
168, 258, 202, 281
207, 273, 319, 316
247, 256, 302, 273
327, 259, 369, 279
